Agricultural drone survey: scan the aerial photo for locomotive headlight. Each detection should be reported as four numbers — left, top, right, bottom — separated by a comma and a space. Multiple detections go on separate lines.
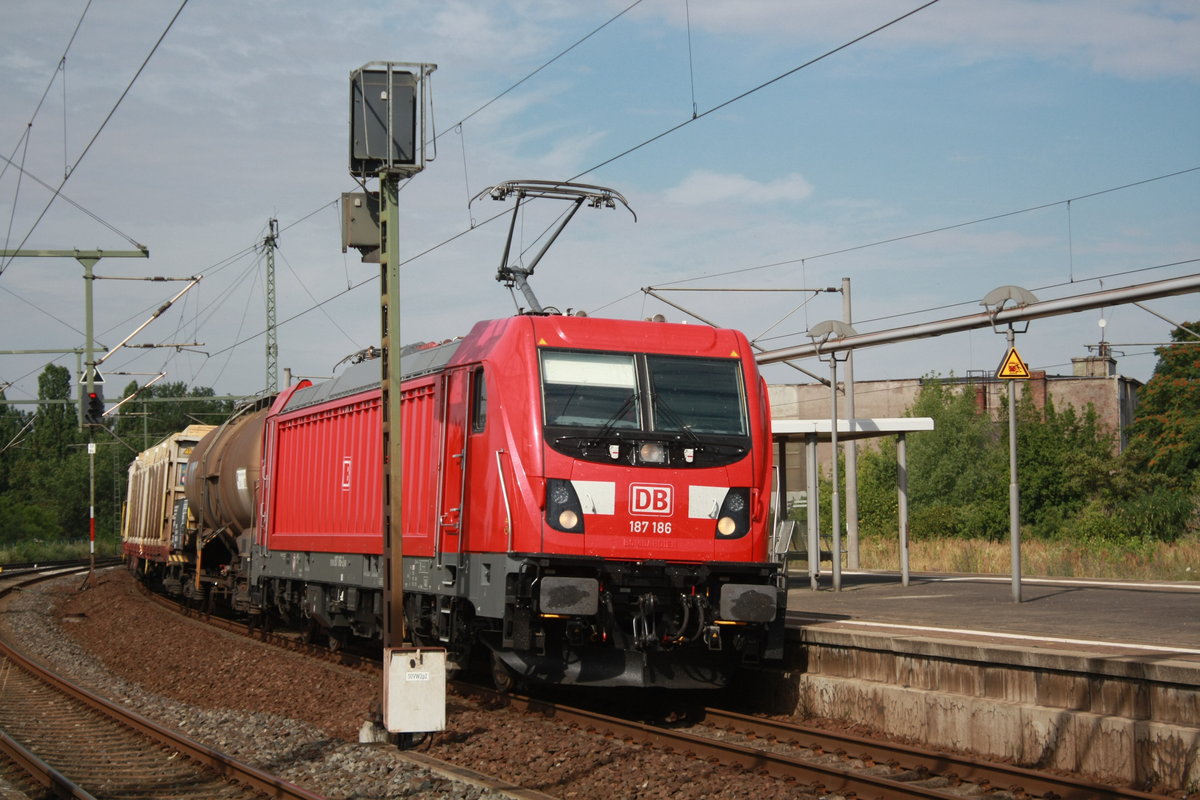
546, 478, 585, 533
638, 442, 666, 464
713, 488, 750, 540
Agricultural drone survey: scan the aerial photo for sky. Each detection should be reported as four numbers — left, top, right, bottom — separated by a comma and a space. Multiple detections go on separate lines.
1, 0, 1197, 412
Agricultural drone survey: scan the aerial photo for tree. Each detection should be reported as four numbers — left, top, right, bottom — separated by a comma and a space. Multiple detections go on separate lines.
113, 380, 232, 450
855, 376, 1008, 540
0, 367, 233, 544
855, 374, 1127, 542
1013, 394, 1115, 537
1125, 321, 1200, 480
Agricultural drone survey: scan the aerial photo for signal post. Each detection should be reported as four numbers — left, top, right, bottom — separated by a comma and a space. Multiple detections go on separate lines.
347, 61, 444, 742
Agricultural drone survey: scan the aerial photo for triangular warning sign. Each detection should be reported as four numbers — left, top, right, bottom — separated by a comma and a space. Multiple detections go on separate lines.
78, 368, 105, 385
996, 347, 1031, 380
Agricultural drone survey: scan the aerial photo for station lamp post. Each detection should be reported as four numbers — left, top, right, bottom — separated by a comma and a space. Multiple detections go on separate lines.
982, 285, 1037, 604
807, 319, 857, 592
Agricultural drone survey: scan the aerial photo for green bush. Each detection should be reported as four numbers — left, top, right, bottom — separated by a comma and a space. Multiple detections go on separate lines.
0, 537, 116, 563
0, 497, 58, 544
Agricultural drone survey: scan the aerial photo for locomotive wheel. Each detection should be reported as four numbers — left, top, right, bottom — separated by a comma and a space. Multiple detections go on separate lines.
299, 620, 320, 645
491, 653, 518, 694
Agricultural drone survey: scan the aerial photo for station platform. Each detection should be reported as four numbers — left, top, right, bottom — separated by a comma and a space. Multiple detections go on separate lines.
782, 570, 1200, 661
772, 571, 1200, 788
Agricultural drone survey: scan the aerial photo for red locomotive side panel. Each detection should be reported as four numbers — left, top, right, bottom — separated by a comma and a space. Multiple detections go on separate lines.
263, 390, 383, 555
399, 374, 440, 559
437, 318, 547, 558
129, 311, 782, 689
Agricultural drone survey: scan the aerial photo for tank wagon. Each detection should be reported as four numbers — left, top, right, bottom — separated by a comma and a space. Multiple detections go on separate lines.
124, 313, 785, 689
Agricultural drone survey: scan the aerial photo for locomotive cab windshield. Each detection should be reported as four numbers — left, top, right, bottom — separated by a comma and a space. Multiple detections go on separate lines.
540, 349, 750, 467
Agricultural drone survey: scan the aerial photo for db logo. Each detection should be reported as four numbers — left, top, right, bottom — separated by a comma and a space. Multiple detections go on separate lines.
630, 484, 673, 515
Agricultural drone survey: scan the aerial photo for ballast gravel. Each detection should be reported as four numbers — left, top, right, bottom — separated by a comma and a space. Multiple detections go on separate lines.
2, 572, 506, 800
1, 570, 819, 800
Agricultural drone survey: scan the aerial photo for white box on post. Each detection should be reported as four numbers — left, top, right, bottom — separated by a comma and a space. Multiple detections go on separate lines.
383, 647, 446, 733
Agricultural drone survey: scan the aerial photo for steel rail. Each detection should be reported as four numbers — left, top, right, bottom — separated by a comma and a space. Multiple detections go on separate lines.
454, 683, 1015, 800
0, 727, 97, 800
701, 705, 1172, 800
0, 565, 327, 800
140, 576, 1176, 799
0, 641, 326, 799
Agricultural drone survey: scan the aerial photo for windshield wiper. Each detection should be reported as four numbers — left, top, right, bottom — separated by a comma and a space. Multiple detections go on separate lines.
597, 392, 638, 439
652, 396, 700, 443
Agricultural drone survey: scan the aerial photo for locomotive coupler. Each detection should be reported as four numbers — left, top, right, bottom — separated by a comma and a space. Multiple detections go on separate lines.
631, 593, 658, 648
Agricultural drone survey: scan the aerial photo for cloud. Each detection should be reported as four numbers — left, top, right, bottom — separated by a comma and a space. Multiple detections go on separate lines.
637, 0, 1200, 82
663, 170, 814, 205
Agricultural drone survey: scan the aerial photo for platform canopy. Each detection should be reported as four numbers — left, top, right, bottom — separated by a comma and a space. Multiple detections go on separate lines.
770, 417, 935, 591
772, 417, 934, 442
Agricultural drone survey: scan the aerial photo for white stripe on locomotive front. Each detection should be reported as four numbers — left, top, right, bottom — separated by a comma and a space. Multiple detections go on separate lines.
568, 480, 731, 519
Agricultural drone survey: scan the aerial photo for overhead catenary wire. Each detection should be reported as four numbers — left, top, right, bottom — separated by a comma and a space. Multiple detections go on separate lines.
0, 0, 188, 276
141, 1, 951, 382
653, 166, 1200, 290
433, 0, 648, 144
15, 1, 1187, 401
0, 0, 93, 187
0, 151, 147, 248
569, 0, 944, 182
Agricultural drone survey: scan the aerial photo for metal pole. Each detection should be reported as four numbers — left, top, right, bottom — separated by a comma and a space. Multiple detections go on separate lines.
264, 219, 279, 393
776, 436, 788, 556
897, 432, 910, 587
380, 173, 405, 647
1007, 326, 1022, 603
829, 358, 842, 592
88, 440, 96, 580
82, 259, 97, 430
806, 433, 820, 590
841, 277, 860, 569
75, 352, 83, 428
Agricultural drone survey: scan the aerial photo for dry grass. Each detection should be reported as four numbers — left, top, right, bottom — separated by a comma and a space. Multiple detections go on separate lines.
857, 534, 1200, 582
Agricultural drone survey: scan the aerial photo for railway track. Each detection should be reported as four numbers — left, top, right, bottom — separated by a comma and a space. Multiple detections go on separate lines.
694, 705, 1174, 800
452, 683, 1181, 800
64, 570, 1184, 800
0, 565, 325, 800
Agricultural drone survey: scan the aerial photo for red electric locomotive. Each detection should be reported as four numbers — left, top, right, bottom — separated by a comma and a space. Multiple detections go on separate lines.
260, 313, 782, 688
124, 313, 784, 689
123, 182, 785, 689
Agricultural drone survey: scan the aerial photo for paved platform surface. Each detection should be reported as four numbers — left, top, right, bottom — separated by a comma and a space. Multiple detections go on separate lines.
783, 570, 1200, 662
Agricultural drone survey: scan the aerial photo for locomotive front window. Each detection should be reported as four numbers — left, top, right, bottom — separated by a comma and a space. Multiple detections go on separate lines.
541, 352, 640, 429
646, 355, 747, 436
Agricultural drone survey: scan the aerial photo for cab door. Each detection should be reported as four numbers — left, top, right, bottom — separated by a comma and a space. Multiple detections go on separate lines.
437, 368, 470, 564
